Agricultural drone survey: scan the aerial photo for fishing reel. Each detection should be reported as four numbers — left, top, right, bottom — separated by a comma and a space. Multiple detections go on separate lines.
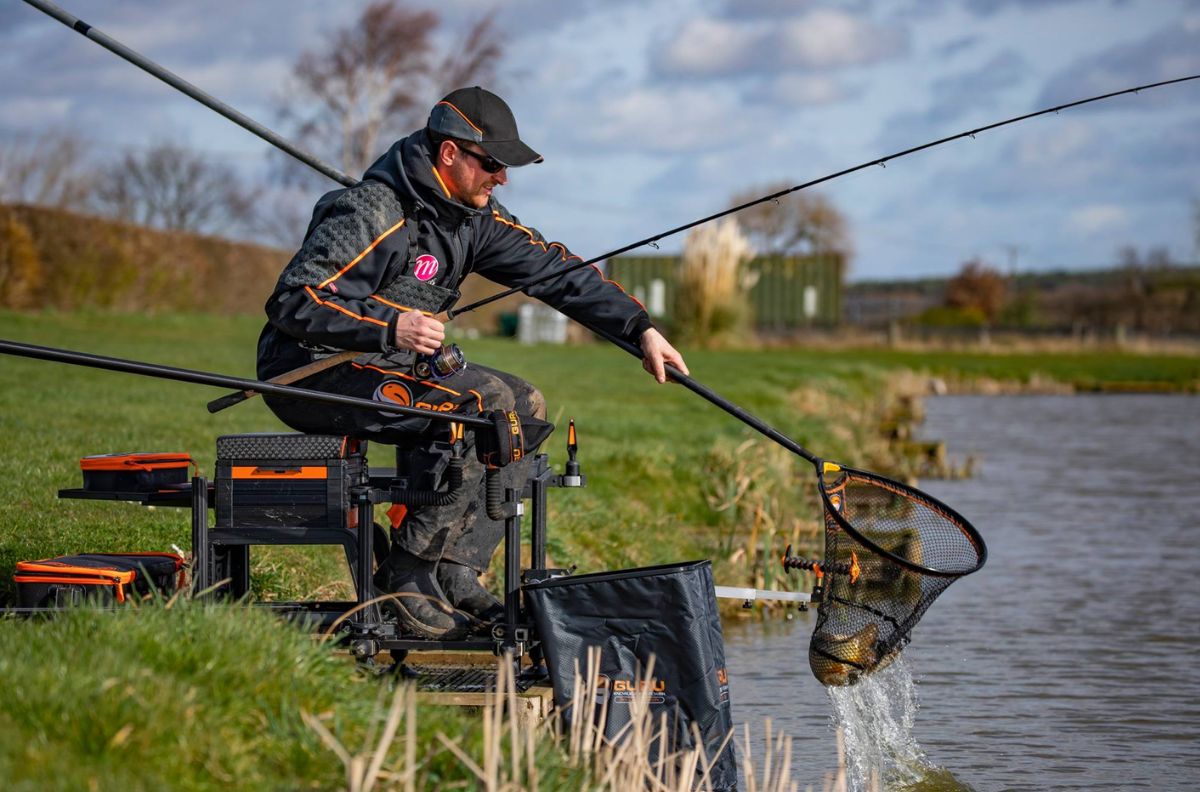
413, 343, 466, 380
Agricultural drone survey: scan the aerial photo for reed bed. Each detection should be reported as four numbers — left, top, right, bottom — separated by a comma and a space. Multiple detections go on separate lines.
302, 645, 874, 792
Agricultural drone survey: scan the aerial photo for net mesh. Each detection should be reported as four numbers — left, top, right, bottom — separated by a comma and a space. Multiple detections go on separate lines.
809, 466, 985, 687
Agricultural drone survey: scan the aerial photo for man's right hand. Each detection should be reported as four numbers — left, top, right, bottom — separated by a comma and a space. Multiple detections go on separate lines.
393, 311, 445, 355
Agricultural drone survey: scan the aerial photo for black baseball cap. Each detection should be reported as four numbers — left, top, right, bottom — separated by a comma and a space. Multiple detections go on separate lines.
427, 86, 543, 167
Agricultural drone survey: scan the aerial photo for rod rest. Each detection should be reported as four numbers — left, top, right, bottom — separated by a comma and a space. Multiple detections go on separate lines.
388, 443, 465, 507
484, 468, 520, 520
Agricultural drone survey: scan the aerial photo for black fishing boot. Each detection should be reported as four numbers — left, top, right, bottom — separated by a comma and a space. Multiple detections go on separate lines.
373, 549, 472, 639
436, 561, 505, 623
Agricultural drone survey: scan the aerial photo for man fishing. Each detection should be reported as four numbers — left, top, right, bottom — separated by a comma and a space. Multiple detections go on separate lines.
257, 86, 688, 639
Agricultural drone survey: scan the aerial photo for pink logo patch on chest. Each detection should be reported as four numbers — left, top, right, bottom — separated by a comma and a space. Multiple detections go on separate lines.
413, 254, 440, 282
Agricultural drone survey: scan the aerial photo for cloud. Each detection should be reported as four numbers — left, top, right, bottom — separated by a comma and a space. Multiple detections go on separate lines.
777, 9, 908, 69
937, 35, 980, 58
927, 50, 1028, 119
655, 17, 765, 78
1067, 204, 1129, 234
964, 0, 1117, 15
654, 8, 908, 79
879, 50, 1030, 146
1014, 120, 1094, 168
573, 86, 753, 153
1036, 19, 1200, 108
766, 74, 854, 105
0, 98, 73, 128
1, 4, 39, 32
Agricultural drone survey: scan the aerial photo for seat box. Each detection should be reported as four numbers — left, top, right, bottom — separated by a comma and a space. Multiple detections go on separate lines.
14, 552, 186, 607
214, 433, 367, 531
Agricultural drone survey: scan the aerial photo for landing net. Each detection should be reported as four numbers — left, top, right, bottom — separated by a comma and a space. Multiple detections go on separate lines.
809, 466, 986, 686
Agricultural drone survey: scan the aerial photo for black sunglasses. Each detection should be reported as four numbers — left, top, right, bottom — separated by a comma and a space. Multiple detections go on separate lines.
457, 145, 506, 174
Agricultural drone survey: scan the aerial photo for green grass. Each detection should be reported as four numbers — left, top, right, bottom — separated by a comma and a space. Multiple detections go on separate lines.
0, 601, 581, 792
2, 310, 1193, 598
1, 308, 1195, 788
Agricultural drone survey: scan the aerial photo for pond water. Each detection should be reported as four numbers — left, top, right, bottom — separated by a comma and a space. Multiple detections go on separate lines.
723, 394, 1200, 791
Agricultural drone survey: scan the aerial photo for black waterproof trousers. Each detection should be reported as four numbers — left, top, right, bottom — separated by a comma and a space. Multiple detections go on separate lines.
262, 352, 545, 572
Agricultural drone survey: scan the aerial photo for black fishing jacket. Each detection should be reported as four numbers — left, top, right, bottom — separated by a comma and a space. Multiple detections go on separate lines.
258, 129, 651, 379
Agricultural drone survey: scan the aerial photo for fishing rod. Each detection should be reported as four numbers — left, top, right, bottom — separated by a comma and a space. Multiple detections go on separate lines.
450, 71, 1199, 316
0, 339, 492, 429
21, 0, 353, 189
24, 0, 1200, 321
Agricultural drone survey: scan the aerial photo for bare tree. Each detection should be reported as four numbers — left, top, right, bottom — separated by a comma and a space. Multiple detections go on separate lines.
94, 142, 259, 236
281, 2, 502, 180
727, 183, 852, 259
945, 259, 1007, 321
0, 131, 96, 210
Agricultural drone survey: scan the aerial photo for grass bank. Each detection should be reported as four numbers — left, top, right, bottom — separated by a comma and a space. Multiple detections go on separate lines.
1, 309, 1194, 788
0, 601, 602, 792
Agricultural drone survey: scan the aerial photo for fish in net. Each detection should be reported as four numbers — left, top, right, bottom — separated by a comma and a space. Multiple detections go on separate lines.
788, 464, 987, 686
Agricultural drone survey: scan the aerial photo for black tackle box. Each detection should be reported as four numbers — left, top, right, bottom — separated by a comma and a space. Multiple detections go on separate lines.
14, 552, 186, 607
80, 452, 195, 493
214, 433, 368, 532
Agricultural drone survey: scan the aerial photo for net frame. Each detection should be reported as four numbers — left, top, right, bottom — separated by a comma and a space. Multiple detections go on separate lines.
818, 465, 986, 578
808, 464, 987, 686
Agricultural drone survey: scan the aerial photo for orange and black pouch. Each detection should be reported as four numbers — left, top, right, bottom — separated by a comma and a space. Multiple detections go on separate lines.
13, 552, 186, 608
80, 452, 195, 493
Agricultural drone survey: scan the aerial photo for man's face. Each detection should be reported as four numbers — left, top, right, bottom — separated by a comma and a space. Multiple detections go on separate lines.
441, 141, 508, 209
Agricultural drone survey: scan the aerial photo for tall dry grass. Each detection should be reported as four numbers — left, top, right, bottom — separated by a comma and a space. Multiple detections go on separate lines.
673, 218, 758, 347
301, 644, 876, 792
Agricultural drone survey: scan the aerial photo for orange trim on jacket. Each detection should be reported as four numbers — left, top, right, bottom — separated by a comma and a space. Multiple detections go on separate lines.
430, 166, 453, 199
491, 213, 647, 311
317, 218, 407, 289
303, 286, 390, 327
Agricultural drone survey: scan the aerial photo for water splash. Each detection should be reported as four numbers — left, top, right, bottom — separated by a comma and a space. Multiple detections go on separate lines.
827, 657, 972, 792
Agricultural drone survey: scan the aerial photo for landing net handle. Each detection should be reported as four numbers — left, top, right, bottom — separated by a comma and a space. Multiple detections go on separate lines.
807, 465, 987, 686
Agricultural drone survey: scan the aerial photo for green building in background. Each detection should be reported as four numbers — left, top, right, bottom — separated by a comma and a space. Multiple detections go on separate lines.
607, 253, 845, 332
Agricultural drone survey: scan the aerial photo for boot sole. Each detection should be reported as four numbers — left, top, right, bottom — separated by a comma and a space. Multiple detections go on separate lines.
373, 587, 472, 640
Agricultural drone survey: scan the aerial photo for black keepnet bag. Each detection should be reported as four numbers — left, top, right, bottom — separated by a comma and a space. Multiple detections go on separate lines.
524, 560, 737, 791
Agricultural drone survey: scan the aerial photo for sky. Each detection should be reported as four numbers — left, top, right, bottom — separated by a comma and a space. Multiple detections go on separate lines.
2, 0, 1198, 282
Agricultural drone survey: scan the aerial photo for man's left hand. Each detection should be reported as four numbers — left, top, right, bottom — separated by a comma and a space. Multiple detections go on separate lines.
640, 328, 689, 384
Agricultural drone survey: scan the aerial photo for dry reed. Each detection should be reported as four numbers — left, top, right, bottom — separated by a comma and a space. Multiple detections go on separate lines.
299, 644, 870, 792
674, 218, 758, 347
